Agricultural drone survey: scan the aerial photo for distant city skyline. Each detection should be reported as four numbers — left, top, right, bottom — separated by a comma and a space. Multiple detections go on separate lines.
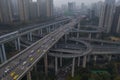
54, 0, 104, 7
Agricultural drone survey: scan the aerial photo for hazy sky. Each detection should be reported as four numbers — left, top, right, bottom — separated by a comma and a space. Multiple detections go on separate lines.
54, 0, 104, 7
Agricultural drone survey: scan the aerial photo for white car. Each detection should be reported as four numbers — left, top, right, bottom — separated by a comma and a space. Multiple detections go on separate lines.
31, 50, 34, 53
22, 61, 27, 65
4, 66, 10, 73
43, 50, 46, 52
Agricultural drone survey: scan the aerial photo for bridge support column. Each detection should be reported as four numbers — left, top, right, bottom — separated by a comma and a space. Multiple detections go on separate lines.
78, 57, 80, 67
78, 23, 80, 30
0, 44, 7, 63
15, 37, 21, 51
72, 57, 75, 77
27, 72, 32, 80
89, 33, 92, 39
48, 27, 50, 33
29, 32, 33, 41
77, 32, 79, 38
60, 55, 63, 67
46, 28, 49, 34
55, 57, 58, 75
34, 64, 37, 73
44, 54, 48, 76
83, 56, 87, 68
108, 55, 112, 62
94, 55, 97, 63
27, 34, 30, 40
27, 32, 33, 41
87, 55, 90, 63
96, 34, 100, 39
53, 25, 55, 30
40, 29, 43, 36
38, 30, 41, 36
101, 43, 103, 46
65, 34, 67, 43
34, 64, 39, 80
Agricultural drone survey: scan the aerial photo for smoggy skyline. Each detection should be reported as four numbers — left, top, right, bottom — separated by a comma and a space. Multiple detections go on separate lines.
54, 0, 104, 7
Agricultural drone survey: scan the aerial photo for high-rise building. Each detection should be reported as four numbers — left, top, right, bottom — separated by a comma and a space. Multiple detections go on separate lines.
91, 1, 103, 18
18, 0, 30, 22
0, 0, 13, 23
111, 6, 120, 33
80, 3, 88, 15
46, 0, 53, 17
29, 0, 38, 20
0, 0, 54, 23
99, 0, 115, 33
39, 0, 53, 18
68, 2, 76, 13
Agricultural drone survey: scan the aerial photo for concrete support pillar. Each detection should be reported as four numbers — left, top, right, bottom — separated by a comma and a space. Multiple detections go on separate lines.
53, 25, 55, 30
65, 34, 67, 43
47, 27, 50, 33
96, 34, 100, 39
94, 55, 97, 63
83, 56, 87, 68
27, 32, 33, 41
27, 34, 30, 40
27, 72, 32, 80
15, 37, 21, 51
46, 27, 50, 33
89, 33, 92, 39
29, 32, 33, 41
78, 23, 80, 30
108, 55, 112, 62
44, 54, 48, 76
38, 30, 41, 36
55, 57, 58, 75
101, 43, 104, 46
34, 64, 39, 80
77, 32, 79, 38
60, 56, 63, 67
78, 57, 80, 67
0, 44, 7, 63
87, 55, 90, 63
40, 29, 43, 36
54, 24, 56, 30
34, 64, 37, 73
72, 58, 75, 77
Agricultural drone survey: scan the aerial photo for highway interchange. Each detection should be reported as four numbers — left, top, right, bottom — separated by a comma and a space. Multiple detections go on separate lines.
0, 17, 120, 80
0, 19, 77, 80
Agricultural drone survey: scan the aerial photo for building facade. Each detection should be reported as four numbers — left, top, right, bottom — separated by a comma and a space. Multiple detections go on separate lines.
0, 0, 54, 24
99, 0, 115, 33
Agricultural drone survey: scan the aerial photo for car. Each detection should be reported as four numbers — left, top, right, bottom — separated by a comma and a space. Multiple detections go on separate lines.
30, 58, 34, 61
4, 66, 10, 73
37, 50, 40, 53
29, 54, 32, 57
22, 61, 27, 65
13, 75, 19, 80
31, 50, 34, 53
52, 38, 55, 41
43, 50, 46, 52
10, 72, 15, 77
21, 66, 25, 70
